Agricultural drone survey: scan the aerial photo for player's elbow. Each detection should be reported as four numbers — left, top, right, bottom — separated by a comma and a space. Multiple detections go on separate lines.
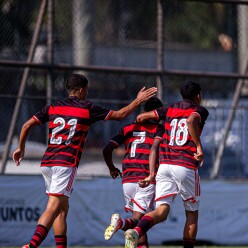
114, 114, 124, 121
136, 116, 144, 123
149, 150, 156, 160
22, 122, 32, 131
21, 118, 38, 132
186, 117, 194, 126
103, 143, 114, 157
187, 114, 199, 126
102, 145, 109, 157
110, 111, 126, 120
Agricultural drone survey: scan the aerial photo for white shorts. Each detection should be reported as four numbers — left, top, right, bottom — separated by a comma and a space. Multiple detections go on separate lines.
41, 166, 78, 198
155, 164, 200, 211
123, 182, 155, 214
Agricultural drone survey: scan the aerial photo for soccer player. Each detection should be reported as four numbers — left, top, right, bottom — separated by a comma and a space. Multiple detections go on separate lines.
103, 97, 164, 248
12, 74, 157, 248
124, 81, 209, 248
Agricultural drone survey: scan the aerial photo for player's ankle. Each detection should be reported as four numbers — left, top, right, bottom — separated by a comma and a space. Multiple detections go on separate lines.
118, 218, 124, 229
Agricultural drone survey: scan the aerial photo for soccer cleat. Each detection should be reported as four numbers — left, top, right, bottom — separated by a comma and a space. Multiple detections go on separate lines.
124, 229, 139, 248
104, 213, 122, 240
22, 245, 30, 248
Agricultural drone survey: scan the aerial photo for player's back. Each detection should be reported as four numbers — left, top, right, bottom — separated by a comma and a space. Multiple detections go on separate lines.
160, 100, 208, 169
35, 97, 93, 167
119, 121, 163, 183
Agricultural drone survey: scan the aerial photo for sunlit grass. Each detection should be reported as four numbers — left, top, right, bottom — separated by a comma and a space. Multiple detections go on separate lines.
5, 246, 248, 248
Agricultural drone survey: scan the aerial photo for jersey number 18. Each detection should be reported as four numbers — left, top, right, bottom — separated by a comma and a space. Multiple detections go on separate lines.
169, 118, 188, 146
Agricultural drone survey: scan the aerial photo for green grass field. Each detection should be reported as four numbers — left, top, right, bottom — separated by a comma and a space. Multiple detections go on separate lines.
5, 246, 248, 248
49, 247, 248, 248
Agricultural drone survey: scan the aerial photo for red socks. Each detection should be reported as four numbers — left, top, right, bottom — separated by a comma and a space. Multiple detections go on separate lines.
137, 241, 149, 248
121, 218, 139, 231
55, 235, 67, 248
183, 238, 196, 248
29, 224, 48, 248
134, 216, 154, 238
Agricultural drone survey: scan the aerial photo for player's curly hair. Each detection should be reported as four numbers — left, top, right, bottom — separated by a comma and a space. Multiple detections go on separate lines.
144, 97, 163, 112
180, 81, 201, 101
65, 74, 88, 93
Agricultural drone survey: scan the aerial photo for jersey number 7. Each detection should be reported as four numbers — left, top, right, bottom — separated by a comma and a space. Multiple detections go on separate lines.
130, 131, 146, 157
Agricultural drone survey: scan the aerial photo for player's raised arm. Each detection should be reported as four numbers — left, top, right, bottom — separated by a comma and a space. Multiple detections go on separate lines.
103, 141, 122, 179
187, 113, 204, 166
12, 117, 38, 166
108, 86, 157, 120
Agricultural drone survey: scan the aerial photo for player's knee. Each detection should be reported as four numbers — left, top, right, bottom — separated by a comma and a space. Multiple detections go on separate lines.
186, 210, 198, 222
160, 215, 167, 222
157, 204, 170, 222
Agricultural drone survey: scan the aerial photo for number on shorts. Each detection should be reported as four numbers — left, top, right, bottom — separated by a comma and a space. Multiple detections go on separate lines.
50, 117, 77, 145
130, 131, 146, 157
169, 118, 188, 146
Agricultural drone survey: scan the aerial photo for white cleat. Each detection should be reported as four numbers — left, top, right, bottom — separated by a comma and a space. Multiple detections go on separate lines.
104, 213, 121, 240
124, 229, 139, 248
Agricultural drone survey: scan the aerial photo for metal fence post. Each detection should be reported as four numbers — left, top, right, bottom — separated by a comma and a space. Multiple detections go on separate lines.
156, 0, 164, 101
210, 3, 248, 179
0, 0, 47, 174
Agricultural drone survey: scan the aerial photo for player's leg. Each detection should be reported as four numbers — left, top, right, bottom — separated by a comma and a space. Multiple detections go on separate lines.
171, 165, 200, 248
132, 164, 175, 235
22, 166, 76, 248
53, 198, 69, 248
131, 183, 156, 248
39, 166, 75, 229
104, 213, 123, 240
125, 165, 175, 248
21, 166, 58, 248
105, 183, 137, 240
132, 211, 146, 248
23, 195, 64, 248
183, 210, 198, 248
38, 195, 67, 228
50, 166, 76, 248
124, 204, 170, 248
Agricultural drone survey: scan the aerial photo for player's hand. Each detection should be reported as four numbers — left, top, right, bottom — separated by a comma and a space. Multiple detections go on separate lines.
138, 175, 154, 188
136, 86, 157, 103
194, 145, 204, 167
110, 167, 122, 179
12, 148, 24, 166
135, 114, 144, 123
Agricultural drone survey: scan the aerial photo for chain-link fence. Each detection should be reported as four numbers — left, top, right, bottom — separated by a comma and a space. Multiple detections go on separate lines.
0, 0, 247, 179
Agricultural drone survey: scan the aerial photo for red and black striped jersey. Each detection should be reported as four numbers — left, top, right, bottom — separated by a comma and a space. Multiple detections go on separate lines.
110, 122, 165, 184
154, 100, 209, 169
33, 96, 113, 167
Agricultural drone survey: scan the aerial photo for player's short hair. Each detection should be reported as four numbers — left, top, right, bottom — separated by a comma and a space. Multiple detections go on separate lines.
144, 97, 163, 112
65, 74, 88, 92
180, 81, 201, 101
